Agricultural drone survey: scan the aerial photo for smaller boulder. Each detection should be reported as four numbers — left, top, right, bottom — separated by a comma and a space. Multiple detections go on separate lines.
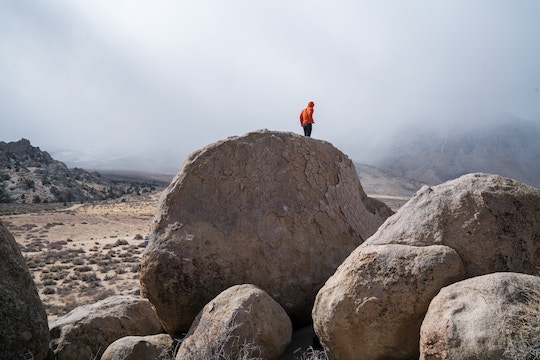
176, 284, 292, 360
49, 294, 163, 360
420, 272, 540, 360
101, 334, 174, 360
313, 244, 466, 360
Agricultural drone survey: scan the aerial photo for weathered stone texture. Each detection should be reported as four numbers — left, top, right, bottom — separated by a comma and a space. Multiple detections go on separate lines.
140, 130, 392, 334
0, 220, 50, 360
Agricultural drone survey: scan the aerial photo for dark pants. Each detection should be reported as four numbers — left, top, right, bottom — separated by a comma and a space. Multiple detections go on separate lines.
303, 123, 312, 137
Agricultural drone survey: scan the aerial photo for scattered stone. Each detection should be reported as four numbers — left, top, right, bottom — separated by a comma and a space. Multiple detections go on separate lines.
49, 294, 163, 360
176, 284, 292, 360
0, 220, 50, 360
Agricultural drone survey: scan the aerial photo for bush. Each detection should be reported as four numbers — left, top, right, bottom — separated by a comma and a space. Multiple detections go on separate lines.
72, 257, 85, 265
43, 287, 56, 295
81, 272, 100, 284
504, 288, 540, 359
114, 239, 129, 247
76, 265, 93, 273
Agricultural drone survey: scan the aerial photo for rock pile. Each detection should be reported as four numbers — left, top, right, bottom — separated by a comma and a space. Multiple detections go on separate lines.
313, 173, 540, 360
3, 130, 540, 360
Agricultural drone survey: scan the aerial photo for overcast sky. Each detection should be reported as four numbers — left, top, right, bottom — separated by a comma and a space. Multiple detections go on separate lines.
1, 1, 539, 171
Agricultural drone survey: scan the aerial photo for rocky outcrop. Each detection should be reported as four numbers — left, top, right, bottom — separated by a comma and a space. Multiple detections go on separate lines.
49, 294, 163, 360
101, 334, 174, 360
0, 220, 50, 360
0, 138, 166, 204
420, 272, 540, 360
140, 130, 392, 335
313, 244, 465, 360
313, 173, 540, 360
176, 284, 292, 360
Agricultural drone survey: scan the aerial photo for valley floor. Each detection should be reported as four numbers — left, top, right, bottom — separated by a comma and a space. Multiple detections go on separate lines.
0, 194, 159, 321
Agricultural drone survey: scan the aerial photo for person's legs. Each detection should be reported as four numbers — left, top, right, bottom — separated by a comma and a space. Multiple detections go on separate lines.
306, 123, 312, 137
303, 124, 309, 136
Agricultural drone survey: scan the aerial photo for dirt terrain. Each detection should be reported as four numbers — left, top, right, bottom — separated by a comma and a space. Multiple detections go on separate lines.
1, 193, 160, 322
0, 185, 405, 324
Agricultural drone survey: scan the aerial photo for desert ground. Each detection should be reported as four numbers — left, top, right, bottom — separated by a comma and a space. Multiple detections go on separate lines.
1, 193, 160, 322
0, 188, 405, 324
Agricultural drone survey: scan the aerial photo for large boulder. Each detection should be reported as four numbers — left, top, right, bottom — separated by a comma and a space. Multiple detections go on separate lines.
366, 173, 540, 276
101, 334, 174, 360
313, 173, 540, 360
140, 130, 392, 334
49, 294, 163, 360
313, 244, 465, 360
176, 284, 292, 360
0, 220, 50, 360
420, 272, 540, 360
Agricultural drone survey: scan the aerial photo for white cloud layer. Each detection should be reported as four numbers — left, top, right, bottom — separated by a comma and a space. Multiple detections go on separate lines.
1, 1, 539, 170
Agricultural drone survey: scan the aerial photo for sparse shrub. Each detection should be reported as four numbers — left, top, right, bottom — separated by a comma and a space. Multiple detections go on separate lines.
296, 347, 329, 360
72, 257, 85, 266
503, 288, 540, 359
43, 279, 57, 286
178, 314, 265, 360
114, 239, 129, 247
48, 240, 67, 250
81, 272, 100, 283
76, 265, 93, 273
134, 234, 143, 240
43, 287, 56, 295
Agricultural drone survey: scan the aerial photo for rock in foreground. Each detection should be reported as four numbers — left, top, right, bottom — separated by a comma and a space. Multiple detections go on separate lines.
313, 244, 465, 360
0, 221, 50, 360
49, 294, 163, 360
140, 130, 392, 334
101, 334, 174, 360
313, 173, 540, 360
176, 284, 292, 360
420, 272, 540, 360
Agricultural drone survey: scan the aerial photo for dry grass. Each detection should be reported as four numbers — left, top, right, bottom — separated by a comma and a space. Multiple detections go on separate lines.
503, 288, 540, 359
1, 194, 158, 320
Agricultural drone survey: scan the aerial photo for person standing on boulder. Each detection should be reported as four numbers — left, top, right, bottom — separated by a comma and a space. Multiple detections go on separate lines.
299, 101, 315, 137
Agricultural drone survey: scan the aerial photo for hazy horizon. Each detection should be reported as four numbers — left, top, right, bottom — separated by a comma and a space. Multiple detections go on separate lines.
2, 1, 540, 171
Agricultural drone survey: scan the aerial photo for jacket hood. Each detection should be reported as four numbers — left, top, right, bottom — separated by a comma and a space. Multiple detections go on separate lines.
308, 101, 314, 108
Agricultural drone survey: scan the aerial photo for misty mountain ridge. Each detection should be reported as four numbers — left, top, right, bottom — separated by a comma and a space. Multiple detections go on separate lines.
373, 116, 540, 188
2, 116, 539, 204
0, 139, 168, 204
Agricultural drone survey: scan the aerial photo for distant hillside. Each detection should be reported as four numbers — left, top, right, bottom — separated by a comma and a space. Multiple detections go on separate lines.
0, 139, 169, 204
374, 117, 540, 189
355, 163, 424, 197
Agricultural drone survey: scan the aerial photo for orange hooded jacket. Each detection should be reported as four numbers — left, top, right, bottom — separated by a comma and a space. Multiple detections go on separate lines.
299, 101, 315, 125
